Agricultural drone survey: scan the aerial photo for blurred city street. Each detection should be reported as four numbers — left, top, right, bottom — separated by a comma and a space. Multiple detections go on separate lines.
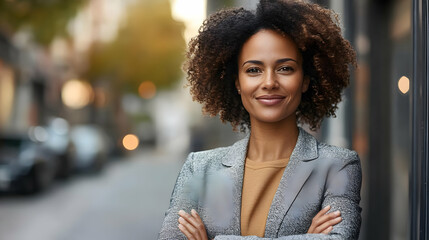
0, 149, 184, 240
0, 0, 426, 239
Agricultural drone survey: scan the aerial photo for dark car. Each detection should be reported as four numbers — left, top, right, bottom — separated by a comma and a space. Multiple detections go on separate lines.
0, 135, 57, 193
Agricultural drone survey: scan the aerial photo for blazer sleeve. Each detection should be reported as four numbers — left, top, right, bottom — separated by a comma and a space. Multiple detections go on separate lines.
158, 152, 197, 240
214, 151, 363, 240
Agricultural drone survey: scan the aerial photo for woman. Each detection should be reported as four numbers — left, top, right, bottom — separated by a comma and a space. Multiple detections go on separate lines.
159, 0, 361, 239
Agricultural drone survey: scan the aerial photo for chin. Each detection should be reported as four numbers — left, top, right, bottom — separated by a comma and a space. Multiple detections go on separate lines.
250, 110, 298, 125
254, 115, 292, 124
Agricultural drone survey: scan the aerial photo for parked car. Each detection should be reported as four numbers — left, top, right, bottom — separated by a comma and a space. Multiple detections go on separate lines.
70, 125, 109, 173
41, 118, 76, 179
0, 134, 57, 193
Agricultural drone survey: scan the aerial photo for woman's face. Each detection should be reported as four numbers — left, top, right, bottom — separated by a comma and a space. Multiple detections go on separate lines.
236, 29, 309, 125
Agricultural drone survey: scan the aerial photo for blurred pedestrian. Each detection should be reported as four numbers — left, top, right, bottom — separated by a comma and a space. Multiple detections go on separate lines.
159, 0, 361, 239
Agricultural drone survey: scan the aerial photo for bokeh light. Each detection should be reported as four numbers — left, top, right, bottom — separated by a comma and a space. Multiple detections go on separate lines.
28, 126, 48, 142
122, 134, 139, 151
398, 76, 410, 94
61, 79, 94, 109
171, 0, 206, 42
138, 81, 157, 99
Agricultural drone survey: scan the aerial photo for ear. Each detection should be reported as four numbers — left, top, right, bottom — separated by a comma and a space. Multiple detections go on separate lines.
302, 76, 310, 93
235, 79, 241, 93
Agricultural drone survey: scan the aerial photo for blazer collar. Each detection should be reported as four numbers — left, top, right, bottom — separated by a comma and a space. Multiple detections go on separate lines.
221, 127, 318, 167
290, 127, 319, 161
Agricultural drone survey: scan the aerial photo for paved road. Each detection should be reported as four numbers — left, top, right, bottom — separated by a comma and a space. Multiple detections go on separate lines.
0, 149, 185, 240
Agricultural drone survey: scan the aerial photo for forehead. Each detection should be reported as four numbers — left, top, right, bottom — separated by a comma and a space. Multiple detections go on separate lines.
238, 29, 302, 63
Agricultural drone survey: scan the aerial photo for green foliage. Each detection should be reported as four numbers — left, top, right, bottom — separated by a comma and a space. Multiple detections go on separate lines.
0, 0, 87, 45
86, 0, 186, 92
207, 0, 235, 14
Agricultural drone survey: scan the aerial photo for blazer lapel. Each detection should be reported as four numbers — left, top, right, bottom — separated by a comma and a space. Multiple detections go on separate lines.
264, 128, 318, 238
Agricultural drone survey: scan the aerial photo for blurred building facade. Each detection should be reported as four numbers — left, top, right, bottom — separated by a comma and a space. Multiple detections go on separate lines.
0, 33, 19, 133
0, 31, 50, 135
0, 0, 182, 154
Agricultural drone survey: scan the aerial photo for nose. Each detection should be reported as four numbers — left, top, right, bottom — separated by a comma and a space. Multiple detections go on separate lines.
262, 71, 279, 90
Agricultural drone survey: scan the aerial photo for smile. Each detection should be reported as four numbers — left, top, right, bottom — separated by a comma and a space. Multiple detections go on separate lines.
255, 95, 286, 106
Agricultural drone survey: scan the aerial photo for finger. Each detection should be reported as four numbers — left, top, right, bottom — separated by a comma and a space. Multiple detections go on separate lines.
179, 223, 196, 240
315, 216, 342, 233
179, 224, 197, 240
321, 226, 333, 234
309, 210, 340, 233
191, 209, 203, 222
179, 210, 201, 227
178, 217, 200, 240
179, 210, 205, 230
191, 209, 208, 240
179, 210, 204, 239
315, 205, 331, 219
313, 210, 341, 227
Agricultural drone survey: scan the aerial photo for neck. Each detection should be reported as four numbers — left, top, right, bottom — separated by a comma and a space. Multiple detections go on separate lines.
247, 117, 299, 162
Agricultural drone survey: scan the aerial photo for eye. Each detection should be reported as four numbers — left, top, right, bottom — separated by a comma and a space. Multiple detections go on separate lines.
245, 67, 262, 74
278, 66, 294, 73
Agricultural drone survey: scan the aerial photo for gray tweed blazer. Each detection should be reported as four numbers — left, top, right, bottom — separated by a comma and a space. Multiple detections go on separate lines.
159, 128, 362, 240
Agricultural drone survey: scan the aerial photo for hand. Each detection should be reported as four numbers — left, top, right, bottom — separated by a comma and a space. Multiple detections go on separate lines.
307, 205, 342, 234
178, 209, 209, 240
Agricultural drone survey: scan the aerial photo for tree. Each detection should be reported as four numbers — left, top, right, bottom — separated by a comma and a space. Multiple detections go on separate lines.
0, 0, 87, 45
86, 0, 186, 92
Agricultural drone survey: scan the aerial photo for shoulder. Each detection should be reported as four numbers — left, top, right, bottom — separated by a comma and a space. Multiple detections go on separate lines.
185, 136, 247, 171
298, 127, 359, 165
185, 146, 227, 170
316, 142, 360, 168
190, 145, 230, 162
317, 142, 359, 160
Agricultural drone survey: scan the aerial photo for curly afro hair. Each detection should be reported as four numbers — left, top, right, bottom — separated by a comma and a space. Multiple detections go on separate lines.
184, 0, 356, 131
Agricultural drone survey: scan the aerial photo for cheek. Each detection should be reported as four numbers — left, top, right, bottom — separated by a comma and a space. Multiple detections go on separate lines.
239, 90, 254, 113
240, 94, 252, 110
238, 77, 258, 95
285, 81, 303, 95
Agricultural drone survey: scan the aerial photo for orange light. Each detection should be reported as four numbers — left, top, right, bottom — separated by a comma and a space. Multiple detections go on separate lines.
62, 79, 94, 109
122, 134, 139, 151
138, 81, 157, 99
398, 76, 410, 94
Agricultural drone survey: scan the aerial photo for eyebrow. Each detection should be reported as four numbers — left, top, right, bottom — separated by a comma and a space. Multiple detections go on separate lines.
242, 58, 298, 67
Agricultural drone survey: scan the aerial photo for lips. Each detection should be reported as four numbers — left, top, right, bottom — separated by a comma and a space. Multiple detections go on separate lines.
255, 95, 285, 106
